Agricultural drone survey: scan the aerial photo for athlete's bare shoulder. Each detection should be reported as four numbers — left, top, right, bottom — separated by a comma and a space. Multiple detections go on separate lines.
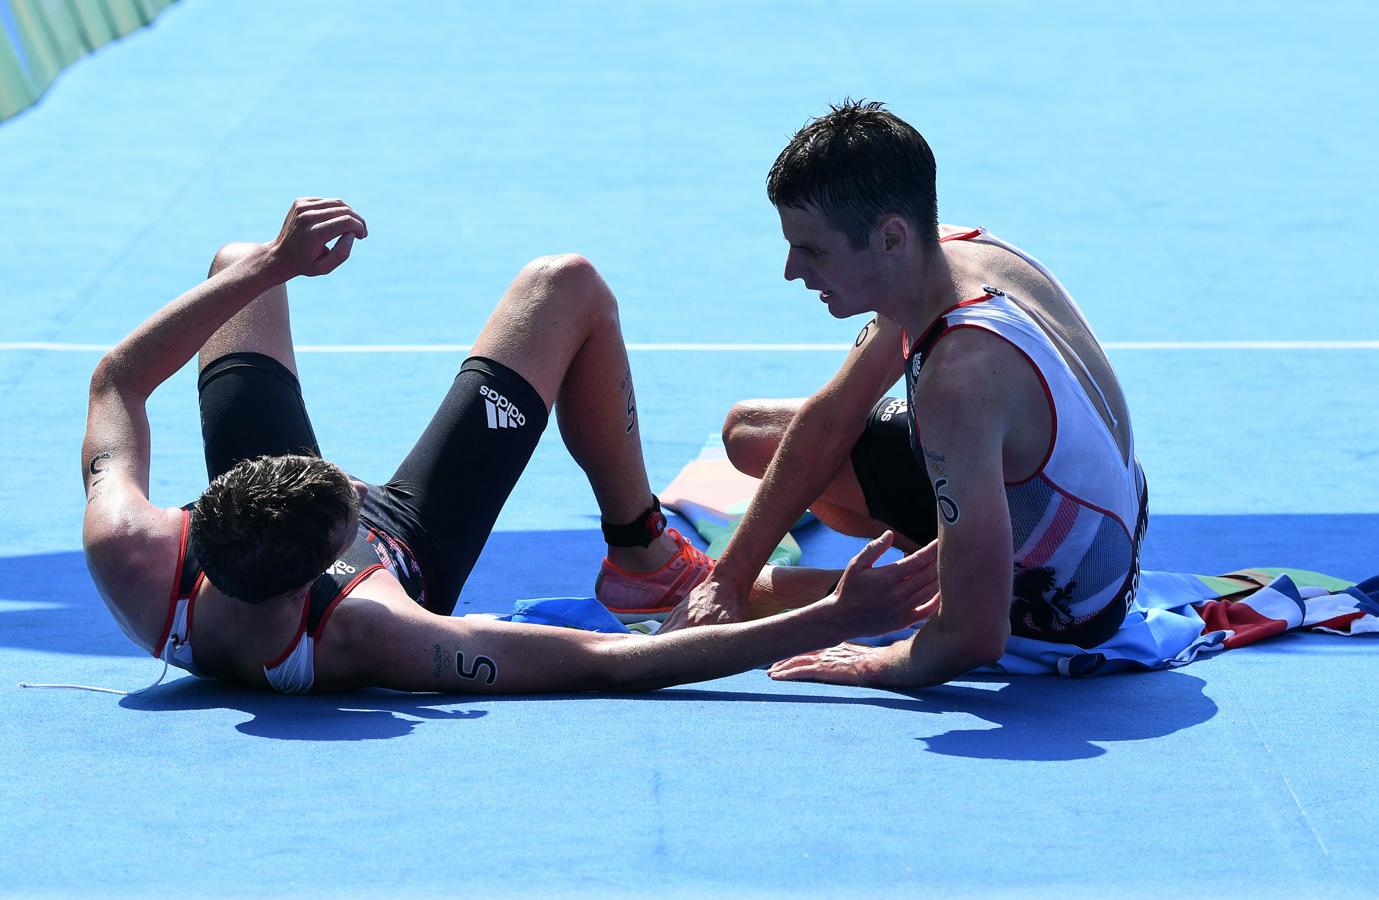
914, 322, 1046, 436
311, 575, 432, 691
916, 324, 1017, 398
83, 499, 186, 654
936, 224, 1134, 456
914, 313, 1057, 482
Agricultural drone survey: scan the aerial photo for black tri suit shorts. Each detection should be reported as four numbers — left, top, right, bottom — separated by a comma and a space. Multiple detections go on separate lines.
196, 351, 547, 615
849, 395, 940, 548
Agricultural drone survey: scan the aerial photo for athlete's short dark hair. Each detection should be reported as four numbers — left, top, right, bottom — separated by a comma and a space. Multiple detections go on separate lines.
189, 454, 359, 604
767, 98, 939, 252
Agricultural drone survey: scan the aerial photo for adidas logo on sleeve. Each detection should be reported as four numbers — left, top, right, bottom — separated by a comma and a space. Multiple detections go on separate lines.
479, 384, 526, 429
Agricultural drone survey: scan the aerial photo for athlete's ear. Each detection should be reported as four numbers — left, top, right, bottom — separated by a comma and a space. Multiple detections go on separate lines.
876, 215, 909, 253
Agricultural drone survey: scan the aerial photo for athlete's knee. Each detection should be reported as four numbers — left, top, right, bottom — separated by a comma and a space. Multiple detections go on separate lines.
209, 241, 262, 277
520, 253, 601, 293
722, 400, 787, 477
516, 254, 616, 317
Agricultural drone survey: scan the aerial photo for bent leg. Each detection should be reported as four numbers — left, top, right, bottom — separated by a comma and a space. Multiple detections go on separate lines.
470, 255, 691, 577
722, 398, 928, 553
199, 242, 300, 376
195, 243, 321, 480
744, 565, 846, 618
375, 355, 550, 613
379, 255, 683, 613
468, 254, 655, 528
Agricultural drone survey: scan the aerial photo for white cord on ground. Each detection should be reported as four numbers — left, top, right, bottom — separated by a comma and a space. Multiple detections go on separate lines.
18, 658, 171, 695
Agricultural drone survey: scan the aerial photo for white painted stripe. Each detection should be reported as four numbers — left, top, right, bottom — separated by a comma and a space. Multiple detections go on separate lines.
298, 343, 852, 353
2, 340, 1378, 353
0, 342, 112, 351
1104, 340, 1379, 351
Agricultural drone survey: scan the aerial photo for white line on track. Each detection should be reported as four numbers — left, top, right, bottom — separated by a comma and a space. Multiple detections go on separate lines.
2, 340, 1379, 353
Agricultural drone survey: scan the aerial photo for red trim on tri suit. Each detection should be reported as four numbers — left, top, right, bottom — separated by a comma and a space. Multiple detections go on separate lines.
261, 563, 388, 670
910, 323, 1058, 485
906, 226, 986, 351
901, 294, 994, 357
263, 587, 317, 670
153, 510, 192, 658
1040, 475, 1133, 541
312, 564, 386, 639
186, 572, 206, 643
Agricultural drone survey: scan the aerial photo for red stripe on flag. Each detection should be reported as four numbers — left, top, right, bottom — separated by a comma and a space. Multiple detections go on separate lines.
1194, 598, 1288, 649
1309, 611, 1366, 633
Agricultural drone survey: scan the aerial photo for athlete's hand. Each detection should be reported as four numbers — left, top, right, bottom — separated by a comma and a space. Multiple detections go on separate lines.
266, 197, 368, 279
770, 534, 937, 686
825, 531, 940, 638
768, 641, 914, 687
659, 579, 747, 633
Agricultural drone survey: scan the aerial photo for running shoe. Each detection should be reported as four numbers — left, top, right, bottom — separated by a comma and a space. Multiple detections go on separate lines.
594, 527, 714, 622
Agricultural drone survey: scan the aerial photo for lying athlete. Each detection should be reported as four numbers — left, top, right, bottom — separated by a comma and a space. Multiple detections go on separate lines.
664, 100, 1149, 689
80, 198, 938, 694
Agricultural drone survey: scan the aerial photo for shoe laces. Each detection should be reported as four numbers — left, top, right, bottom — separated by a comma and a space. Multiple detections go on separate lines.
667, 527, 713, 570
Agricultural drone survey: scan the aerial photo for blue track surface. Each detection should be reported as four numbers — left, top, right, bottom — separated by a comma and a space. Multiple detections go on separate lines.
2, 2, 1377, 896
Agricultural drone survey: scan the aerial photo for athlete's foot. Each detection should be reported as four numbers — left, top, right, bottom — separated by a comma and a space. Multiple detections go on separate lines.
595, 527, 714, 622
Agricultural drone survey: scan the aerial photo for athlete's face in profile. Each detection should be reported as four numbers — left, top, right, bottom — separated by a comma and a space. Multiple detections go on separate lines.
777, 204, 885, 320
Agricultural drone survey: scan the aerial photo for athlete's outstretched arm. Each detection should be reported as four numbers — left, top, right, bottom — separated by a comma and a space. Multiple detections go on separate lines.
81, 200, 366, 646
661, 316, 905, 630
321, 532, 939, 694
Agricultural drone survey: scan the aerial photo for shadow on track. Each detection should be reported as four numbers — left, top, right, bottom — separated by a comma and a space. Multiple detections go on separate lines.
120, 668, 1217, 761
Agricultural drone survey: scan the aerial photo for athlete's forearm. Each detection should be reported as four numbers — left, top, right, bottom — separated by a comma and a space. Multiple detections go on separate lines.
711, 395, 863, 592
346, 597, 846, 695
80, 247, 288, 504
884, 547, 1011, 687
883, 610, 1008, 688
355, 531, 935, 695
604, 598, 851, 690
95, 245, 285, 398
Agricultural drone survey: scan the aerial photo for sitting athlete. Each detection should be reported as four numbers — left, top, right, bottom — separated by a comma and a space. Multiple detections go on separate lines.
663, 101, 1149, 689
80, 198, 939, 694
